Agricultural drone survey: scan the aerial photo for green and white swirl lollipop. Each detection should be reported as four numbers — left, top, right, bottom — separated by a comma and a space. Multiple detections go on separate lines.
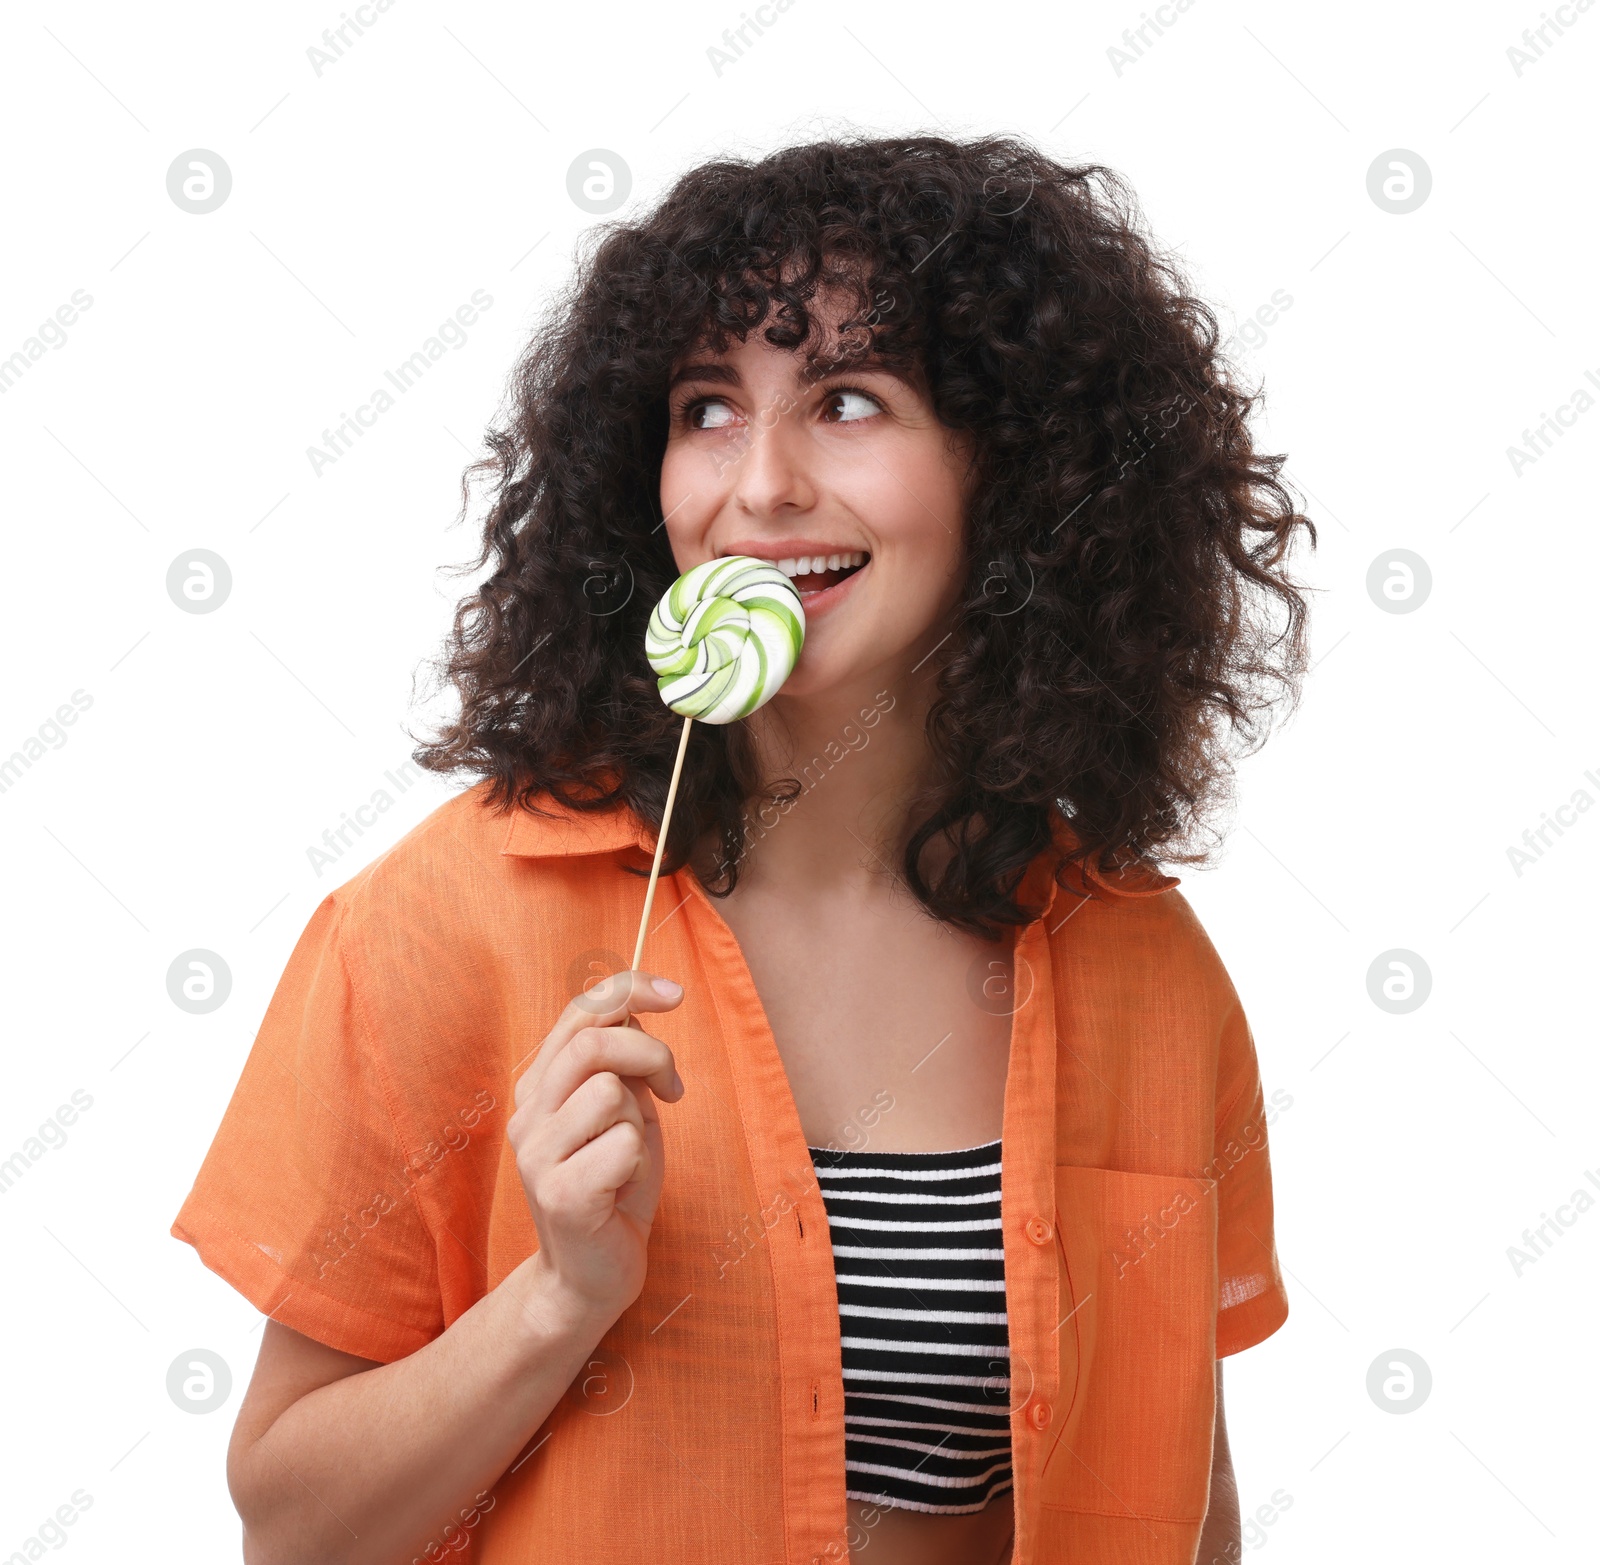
645, 554, 806, 722
630, 555, 806, 968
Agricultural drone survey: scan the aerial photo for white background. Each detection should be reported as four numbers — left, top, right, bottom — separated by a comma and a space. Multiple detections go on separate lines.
2, 0, 1595, 1560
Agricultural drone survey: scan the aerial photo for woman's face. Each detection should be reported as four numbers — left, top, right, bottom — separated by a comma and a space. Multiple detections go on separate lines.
658, 295, 975, 705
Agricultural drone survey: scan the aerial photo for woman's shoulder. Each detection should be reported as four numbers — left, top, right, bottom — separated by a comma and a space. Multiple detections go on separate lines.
1046, 846, 1241, 1018
311, 779, 646, 1004
329, 777, 640, 909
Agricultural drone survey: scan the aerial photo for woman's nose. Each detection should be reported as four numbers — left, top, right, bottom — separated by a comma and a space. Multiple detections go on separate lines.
726, 400, 817, 516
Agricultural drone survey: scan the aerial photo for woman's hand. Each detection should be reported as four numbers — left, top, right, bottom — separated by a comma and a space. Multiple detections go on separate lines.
508, 970, 686, 1326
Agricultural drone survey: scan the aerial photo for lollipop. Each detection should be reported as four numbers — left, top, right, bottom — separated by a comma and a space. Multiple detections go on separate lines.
629, 555, 805, 968
645, 555, 806, 721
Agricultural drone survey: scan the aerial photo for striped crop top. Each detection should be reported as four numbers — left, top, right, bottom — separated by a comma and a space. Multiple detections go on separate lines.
807, 1137, 1012, 1515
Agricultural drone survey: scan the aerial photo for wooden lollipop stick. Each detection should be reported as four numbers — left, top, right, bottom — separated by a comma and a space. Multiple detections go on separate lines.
631, 714, 694, 972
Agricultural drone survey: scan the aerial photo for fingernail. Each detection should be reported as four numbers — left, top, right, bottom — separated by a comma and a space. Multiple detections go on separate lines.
672, 1069, 685, 1095
651, 976, 683, 998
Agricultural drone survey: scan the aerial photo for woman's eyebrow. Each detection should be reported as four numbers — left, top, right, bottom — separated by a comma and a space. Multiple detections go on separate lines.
667, 360, 740, 391
667, 351, 910, 394
800, 344, 904, 383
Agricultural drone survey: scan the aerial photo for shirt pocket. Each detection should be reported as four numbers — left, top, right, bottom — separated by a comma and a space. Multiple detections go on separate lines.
1039, 1165, 1218, 1524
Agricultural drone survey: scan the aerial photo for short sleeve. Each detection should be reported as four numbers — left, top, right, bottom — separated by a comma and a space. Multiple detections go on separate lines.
1210, 999, 1290, 1358
170, 891, 445, 1363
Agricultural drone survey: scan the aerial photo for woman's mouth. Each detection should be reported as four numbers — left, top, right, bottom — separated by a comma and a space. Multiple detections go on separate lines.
779, 550, 870, 601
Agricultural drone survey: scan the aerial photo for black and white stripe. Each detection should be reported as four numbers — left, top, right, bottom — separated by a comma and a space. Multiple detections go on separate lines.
808, 1138, 1012, 1515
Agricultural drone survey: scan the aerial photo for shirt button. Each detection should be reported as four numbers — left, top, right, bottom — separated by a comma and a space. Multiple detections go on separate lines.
1025, 1216, 1053, 1246
1029, 1399, 1052, 1430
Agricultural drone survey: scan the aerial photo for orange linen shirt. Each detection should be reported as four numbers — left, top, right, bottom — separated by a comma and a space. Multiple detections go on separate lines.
172, 779, 1289, 1565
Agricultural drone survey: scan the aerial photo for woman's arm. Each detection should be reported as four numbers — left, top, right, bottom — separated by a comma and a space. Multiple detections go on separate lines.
228, 1256, 612, 1565
1194, 1360, 1241, 1565
227, 969, 687, 1565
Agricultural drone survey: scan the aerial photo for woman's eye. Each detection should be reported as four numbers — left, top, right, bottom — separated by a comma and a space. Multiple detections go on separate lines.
824, 387, 881, 423
686, 397, 736, 430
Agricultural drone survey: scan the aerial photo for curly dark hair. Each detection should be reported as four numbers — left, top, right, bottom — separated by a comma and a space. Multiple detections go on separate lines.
411, 131, 1316, 941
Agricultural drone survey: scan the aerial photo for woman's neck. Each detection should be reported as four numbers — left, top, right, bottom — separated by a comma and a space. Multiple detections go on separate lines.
694, 662, 952, 900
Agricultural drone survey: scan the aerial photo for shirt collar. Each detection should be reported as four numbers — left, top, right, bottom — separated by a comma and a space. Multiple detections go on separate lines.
497, 784, 1178, 901
498, 786, 650, 860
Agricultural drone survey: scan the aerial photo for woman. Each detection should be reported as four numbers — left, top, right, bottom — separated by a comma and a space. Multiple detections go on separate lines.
173, 133, 1311, 1565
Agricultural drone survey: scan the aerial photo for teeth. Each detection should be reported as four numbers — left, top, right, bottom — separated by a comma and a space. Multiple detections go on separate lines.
775, 551, 865, 579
